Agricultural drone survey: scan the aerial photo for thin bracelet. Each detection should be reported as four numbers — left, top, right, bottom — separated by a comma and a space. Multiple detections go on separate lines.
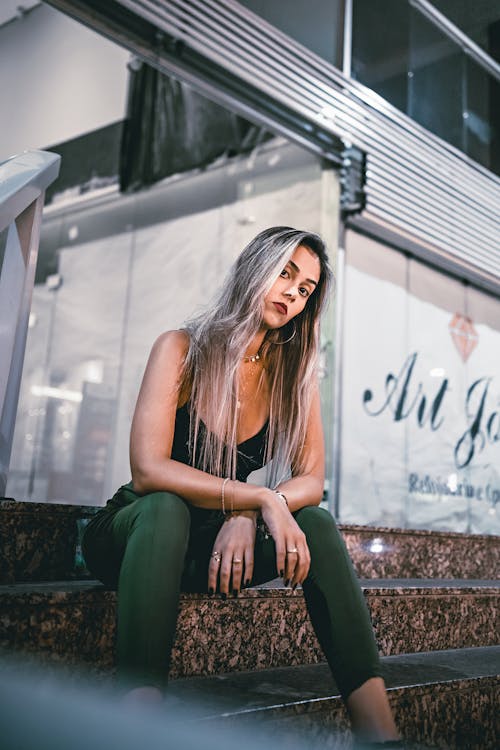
274, 490, 288, 507
229, 480, 234, 514
221, 477, 230, 514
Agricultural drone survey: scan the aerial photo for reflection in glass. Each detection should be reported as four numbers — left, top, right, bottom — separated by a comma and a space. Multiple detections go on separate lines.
351, 0, 410, 113
350, 0, 499, 174
430, 0, 500, 63
465, 56, 499, 172
409, 7, 464, 151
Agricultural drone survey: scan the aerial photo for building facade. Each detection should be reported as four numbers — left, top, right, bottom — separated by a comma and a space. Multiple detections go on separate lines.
4, 1, 500, 535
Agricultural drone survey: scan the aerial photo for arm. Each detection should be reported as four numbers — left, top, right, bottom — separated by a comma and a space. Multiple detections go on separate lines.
130, 331, 269, 511
131, 333, 323, 591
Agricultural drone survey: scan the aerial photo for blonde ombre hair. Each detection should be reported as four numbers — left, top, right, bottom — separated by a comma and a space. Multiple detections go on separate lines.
182, 226, 333, 487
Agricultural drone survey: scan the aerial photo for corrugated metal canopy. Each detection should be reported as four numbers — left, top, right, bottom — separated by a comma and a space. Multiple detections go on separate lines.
47, 0, 500, 293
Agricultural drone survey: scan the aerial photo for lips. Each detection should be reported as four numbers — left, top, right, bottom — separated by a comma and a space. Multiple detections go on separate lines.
273, 302, 288, 315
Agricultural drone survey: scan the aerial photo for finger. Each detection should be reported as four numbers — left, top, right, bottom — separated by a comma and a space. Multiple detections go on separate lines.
274, 539, 286, 580
219, 554, 232, 597
285, 547, 298, 585
292, 541, 311, 587
208, 551, 222, 594
243, 547, 254, 588
231, 553, 244, 595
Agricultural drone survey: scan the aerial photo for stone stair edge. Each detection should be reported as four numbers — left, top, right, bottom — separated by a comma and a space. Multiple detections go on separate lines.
1, 578, 499, 601
0, 498, 97, 515
195, 675, 499, 719
160, 646, 500, 724
169, 647, 500, 750
2, 497, 499, 543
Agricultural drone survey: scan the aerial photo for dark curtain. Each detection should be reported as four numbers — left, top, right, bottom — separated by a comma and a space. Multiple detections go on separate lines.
119, 62, 271, 192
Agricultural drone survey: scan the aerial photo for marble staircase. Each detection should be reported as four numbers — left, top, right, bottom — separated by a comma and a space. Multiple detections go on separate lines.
0, 498, 499, 748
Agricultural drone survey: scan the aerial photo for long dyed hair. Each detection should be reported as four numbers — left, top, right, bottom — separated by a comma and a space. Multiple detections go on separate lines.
182, 226, 333, 487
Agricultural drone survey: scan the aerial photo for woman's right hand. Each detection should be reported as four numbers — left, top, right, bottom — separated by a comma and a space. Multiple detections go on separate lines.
259, 490, 310, 586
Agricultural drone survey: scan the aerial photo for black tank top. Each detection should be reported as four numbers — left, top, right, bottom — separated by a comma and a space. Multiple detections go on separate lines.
172, 402, 268, 482
99, 403, 268, 518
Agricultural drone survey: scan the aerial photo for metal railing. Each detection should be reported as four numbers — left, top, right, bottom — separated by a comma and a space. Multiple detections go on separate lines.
0, 150, 60, 496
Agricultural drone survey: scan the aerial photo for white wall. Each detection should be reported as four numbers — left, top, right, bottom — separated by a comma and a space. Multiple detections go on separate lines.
0, 2, 129, 161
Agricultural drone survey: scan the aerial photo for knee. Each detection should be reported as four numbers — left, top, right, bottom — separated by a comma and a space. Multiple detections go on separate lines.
133, 491, 190, 535
295, 505, 336, 535
294, 505, 344, 553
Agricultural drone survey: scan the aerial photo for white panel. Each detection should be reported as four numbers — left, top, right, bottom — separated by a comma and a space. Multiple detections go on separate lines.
0, 3, 128, 161
340, 229, 500, 534
465, 285, 500, 534
406, 262, 468, 531
340, 232, 408, 527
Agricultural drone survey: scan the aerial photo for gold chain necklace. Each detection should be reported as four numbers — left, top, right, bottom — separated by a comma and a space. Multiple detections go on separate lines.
242, 352, 261, 363
237, 357, 264, 409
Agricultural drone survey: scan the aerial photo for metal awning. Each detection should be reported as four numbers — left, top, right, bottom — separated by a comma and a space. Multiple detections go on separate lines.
47, 0, 500, 293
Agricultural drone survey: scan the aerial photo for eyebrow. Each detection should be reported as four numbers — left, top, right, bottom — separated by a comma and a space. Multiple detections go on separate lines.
288, 259, 318, 287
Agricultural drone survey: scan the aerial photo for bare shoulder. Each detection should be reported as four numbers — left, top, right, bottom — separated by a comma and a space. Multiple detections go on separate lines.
151, 329, 190, 359
146, 330, 191, 377
139, 329, 191, 399
133, 330, 191, 423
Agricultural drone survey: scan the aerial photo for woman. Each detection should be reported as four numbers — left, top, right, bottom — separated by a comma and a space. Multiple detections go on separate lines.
82, 227, 401, 746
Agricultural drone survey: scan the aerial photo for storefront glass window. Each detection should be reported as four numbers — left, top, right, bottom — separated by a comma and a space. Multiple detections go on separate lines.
7, 135, 337, 505
340, 230, 500, 535
351, 0, 500, 175
465, 57, 499, 173
430, 0, 500, 62
351, 0, 410, 114
408, 8, 464, 151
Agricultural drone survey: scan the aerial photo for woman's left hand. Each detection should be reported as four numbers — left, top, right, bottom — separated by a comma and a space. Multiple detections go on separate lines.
208, 511, 257, 596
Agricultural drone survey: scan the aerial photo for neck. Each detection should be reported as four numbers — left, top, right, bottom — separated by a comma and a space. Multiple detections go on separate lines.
243, 331, 266, 361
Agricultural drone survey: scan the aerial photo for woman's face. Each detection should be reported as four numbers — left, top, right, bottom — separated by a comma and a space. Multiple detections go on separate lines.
262, 244, 321, 330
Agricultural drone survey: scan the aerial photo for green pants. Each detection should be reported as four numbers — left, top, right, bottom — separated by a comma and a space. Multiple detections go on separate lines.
82, 484, 382, 699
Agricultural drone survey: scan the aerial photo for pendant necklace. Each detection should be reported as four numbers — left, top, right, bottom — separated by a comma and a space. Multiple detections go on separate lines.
242, 352, 261, 364
237, 352, 264, 409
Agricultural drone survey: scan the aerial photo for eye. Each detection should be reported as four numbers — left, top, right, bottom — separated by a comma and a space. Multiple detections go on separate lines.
280, 268, 289, 278
299, 287, 310, 298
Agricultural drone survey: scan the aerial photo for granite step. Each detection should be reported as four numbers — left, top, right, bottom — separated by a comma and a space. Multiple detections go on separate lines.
168, 646, 500, 750
0, 499, 94, 584
2, 499, 499, 583
1, 579, 498, 678
0, 644, 497, 749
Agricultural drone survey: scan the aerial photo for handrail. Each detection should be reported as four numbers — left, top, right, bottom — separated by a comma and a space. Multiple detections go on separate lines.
0, 150, 60, 497
0, 150, 60, 233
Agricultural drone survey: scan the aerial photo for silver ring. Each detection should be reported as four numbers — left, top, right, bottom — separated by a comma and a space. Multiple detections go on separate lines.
286, 547, 298, 554
211, 551, 222, 562
233, 558, 242, 564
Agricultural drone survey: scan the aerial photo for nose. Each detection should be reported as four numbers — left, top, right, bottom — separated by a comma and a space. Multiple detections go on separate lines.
284, 283, 298, 299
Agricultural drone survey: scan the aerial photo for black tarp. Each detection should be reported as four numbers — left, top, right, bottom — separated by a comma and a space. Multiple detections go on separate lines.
119, 62, 271, 192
